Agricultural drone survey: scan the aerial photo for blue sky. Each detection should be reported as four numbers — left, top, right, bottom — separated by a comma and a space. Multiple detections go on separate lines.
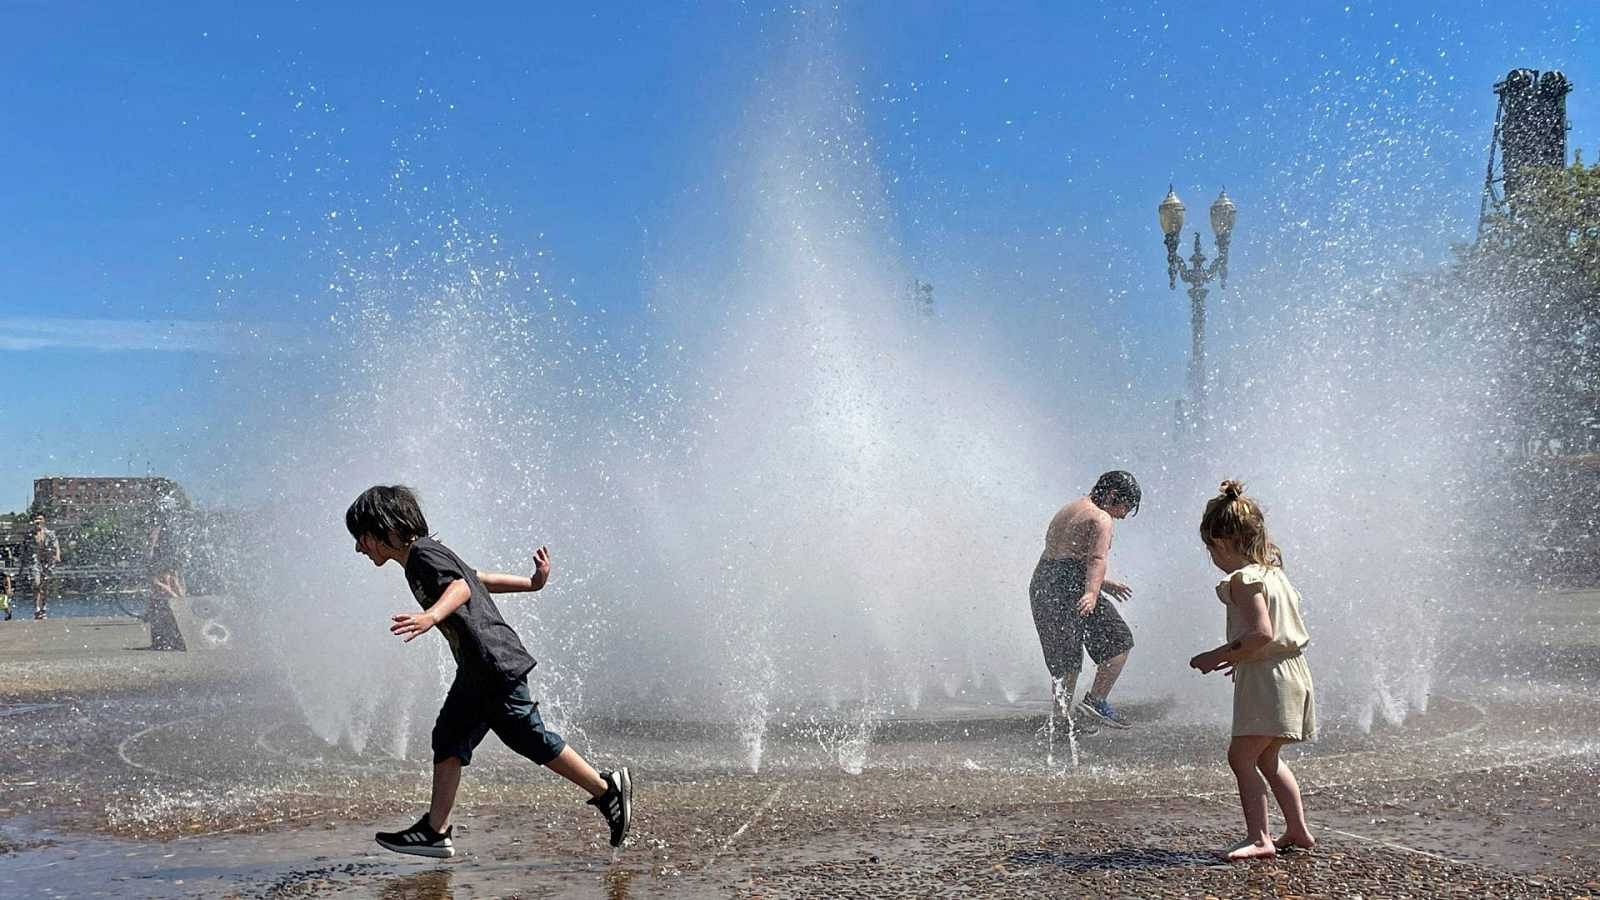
1, 1, 1596, 511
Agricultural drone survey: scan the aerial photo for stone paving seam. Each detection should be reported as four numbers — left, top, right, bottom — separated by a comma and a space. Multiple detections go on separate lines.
703, 782, 787, 870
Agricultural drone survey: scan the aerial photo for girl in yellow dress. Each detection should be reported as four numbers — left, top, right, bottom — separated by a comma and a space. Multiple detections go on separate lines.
1189, 480, 1316, 861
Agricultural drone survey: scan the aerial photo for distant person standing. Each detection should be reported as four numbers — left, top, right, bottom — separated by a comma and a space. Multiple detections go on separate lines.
145, 495, 190, 651
1029, 471, 1141, 730
148, 495, 187, 602
17, 513, 62, 620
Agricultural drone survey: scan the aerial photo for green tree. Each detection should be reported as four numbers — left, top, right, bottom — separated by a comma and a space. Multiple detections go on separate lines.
1461, 154, 1600, 450
72, 511, 147, 568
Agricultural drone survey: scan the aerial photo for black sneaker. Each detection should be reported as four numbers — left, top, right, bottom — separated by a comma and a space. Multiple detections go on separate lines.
375, 814, 455, 858
587, 767, 632, 848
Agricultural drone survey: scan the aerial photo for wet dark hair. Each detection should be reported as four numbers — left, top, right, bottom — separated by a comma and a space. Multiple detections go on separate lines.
1089, 470, 1141, 516
345, 485, 430, 545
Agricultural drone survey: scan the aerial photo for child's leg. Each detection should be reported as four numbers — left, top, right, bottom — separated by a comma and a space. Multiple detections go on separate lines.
1050, 673, 1079, 715
548, 744, 632, 849
1257, 739, 1315, 848
423, 683, 490, 834
1083, 600, 1134, 702
1226, 735, 1278, 860
1088, 650, 1127, 700
428, 757, 463, 831
545, 745, 607, 797
488, 683, 631, 846
488, 683, 607, 797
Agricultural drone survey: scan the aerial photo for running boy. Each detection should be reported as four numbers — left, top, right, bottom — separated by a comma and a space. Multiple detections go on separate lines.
346, 485, 632, 858
1190, 480, 1316, 861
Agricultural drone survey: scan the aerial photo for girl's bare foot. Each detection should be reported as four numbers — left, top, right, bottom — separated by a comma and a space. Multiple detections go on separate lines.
1274, 832, 1316, 852
1224, 838, 1278, 861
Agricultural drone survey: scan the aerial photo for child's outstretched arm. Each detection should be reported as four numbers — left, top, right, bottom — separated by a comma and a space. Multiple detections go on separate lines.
392, 579, 470, 642
477, 546, 553, 594
1189, 573, 1273, 674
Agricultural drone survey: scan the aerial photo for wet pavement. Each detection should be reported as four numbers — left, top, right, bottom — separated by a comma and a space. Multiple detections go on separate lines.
3, 597, 1600, 897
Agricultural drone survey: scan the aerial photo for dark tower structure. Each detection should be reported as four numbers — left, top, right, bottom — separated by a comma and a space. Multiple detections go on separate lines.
1479, 68, 1572, 234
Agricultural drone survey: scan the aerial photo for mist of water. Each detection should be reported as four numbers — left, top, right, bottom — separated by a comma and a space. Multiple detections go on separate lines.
217, 21, 1509, 770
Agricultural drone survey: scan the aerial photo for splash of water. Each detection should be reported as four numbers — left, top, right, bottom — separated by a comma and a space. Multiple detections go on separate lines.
1043, 675, 1081, 769
216, 12, 1516, 767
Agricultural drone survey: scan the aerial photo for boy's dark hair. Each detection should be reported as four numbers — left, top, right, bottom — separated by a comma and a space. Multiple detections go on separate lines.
1089, 470, 1141, 516
345, 485, 430, 544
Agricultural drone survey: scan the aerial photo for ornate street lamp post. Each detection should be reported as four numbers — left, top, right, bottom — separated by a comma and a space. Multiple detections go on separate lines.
1159, 186, 1236, 434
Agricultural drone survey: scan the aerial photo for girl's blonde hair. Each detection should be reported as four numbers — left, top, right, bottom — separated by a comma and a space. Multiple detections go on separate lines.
1199, 479, 1283, 567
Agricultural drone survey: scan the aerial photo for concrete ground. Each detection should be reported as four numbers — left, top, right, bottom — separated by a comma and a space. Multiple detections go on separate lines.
3, 596, 1600, 898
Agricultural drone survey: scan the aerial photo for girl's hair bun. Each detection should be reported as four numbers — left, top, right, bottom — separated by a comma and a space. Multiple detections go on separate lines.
1219, 479, 1245, 501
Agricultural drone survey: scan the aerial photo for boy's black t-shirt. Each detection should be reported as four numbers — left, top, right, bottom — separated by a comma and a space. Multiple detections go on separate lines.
403, 536, 536, 690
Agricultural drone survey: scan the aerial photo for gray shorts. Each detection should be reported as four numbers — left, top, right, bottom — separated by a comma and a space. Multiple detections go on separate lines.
1029, 557, 1135, 678
15, 563, 50, 592
432, 676, 566, 767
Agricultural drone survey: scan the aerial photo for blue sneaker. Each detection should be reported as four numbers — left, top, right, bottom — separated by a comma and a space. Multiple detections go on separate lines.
1079, 694, 1132, 729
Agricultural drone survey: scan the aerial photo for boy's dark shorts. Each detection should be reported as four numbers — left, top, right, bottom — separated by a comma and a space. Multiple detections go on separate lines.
1029, 557, 1135, 679
433, 676, 566, 767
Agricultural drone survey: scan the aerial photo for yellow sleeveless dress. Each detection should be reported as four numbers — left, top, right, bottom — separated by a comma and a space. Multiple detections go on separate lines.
1217, 563, 1316, 741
